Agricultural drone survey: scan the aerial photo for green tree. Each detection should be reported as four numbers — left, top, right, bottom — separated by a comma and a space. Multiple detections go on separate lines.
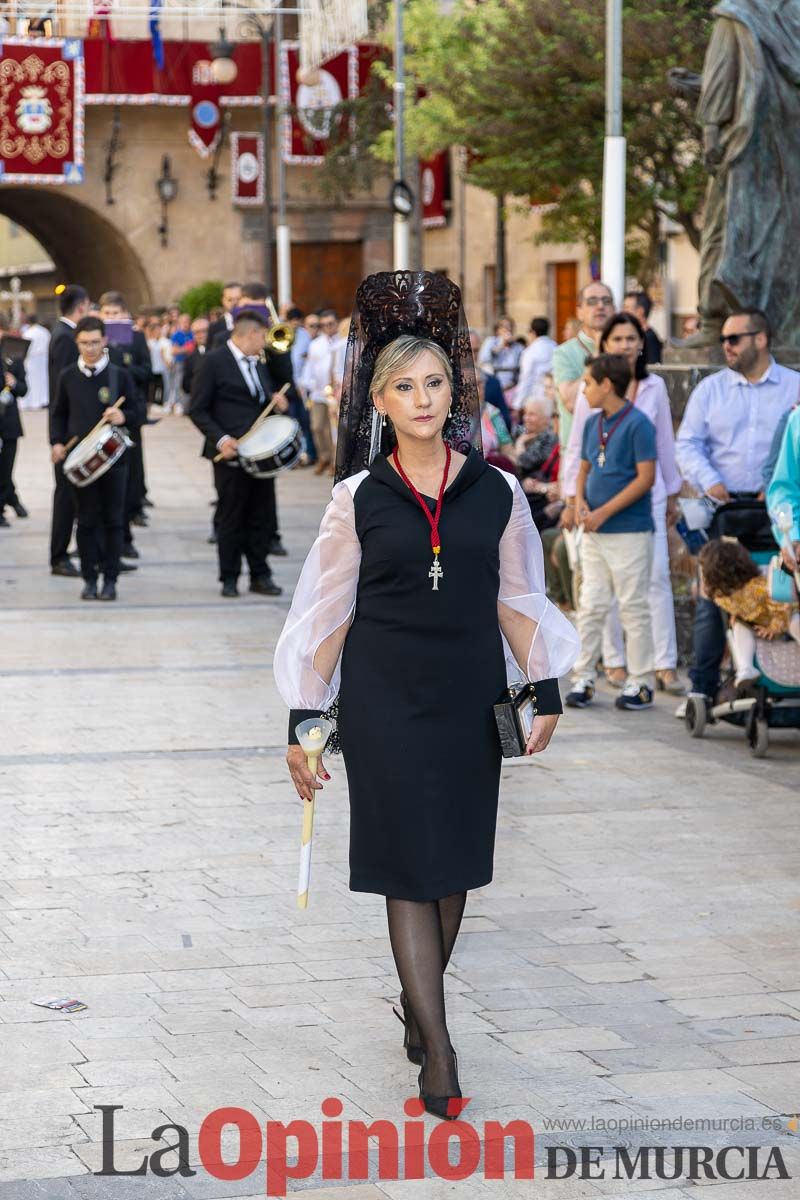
179, 280, 223, 319
319, 0, 712, 283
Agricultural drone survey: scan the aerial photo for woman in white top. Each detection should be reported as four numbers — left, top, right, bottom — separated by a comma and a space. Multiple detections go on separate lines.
20, 317, 51, 410
562, 312, 683, 693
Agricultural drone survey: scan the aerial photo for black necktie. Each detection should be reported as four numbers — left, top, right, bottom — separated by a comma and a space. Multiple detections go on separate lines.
246, 358, 266, 405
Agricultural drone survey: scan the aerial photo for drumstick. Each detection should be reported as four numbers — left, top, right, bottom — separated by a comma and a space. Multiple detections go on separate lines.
213, 383, 290, 463
63, 396, 126, 454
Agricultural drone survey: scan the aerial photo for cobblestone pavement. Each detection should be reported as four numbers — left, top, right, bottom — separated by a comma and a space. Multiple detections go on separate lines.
0, 412, 798, 1199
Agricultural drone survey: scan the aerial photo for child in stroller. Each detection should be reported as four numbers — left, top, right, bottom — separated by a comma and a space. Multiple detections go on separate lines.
698, 539, 800, 695
683, 501, 800, 757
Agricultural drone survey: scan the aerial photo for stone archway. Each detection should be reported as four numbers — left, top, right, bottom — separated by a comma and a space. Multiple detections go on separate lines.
0, 187, 152, 309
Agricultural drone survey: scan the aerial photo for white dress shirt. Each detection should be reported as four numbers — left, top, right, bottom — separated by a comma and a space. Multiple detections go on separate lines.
301, 333, 345, 403
217, 340, 268, 449
676, 358, 800, 494
227, 338, 266, 403
478, 336, 523, 389
290, 325, 311, 384
78, 351, 110, 377
516, 335, 557, 401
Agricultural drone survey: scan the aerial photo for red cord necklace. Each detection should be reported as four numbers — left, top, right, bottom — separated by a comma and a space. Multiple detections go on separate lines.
598, 401, 633, 468
391, 443, 451, 591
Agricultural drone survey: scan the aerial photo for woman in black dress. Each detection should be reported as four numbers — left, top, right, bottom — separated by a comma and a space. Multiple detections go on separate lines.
275, 272, 579, 1119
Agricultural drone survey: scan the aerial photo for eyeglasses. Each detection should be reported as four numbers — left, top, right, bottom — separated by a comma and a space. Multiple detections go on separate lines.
719, 331, 760, 346
584, 296, 613, 307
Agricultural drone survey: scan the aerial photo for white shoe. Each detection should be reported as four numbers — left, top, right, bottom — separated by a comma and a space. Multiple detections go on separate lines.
674, 699, 687, 719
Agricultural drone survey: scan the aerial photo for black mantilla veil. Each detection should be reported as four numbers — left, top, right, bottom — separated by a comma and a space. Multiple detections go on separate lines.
334, 270, 483, 485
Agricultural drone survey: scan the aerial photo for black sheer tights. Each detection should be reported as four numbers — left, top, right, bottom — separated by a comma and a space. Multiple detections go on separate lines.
386, 891, 467, 1095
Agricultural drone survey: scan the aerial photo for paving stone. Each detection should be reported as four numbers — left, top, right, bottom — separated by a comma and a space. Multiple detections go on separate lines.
709, 1035, 800, 1066
689, 1015, 800, 1043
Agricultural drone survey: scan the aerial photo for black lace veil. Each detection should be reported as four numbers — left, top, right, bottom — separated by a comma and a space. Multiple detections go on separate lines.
334, 271, 483, 485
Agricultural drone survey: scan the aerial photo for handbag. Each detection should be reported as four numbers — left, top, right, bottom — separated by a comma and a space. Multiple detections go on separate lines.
768, 555, 798, 605
493, 682, 538, 758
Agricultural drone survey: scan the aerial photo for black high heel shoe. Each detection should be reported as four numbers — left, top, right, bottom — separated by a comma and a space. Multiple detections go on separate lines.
393, 991, 424, 1065
418, 1046, 462, 1121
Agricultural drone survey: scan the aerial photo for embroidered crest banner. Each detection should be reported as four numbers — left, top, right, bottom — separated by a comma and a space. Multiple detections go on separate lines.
0, 38, 85, 184
280, 41, 356, 165
231, 132, 264, 206
421, 152, 451, 229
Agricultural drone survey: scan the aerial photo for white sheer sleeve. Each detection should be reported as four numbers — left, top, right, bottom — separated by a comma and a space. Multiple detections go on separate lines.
496, 473, 581, 686
273, 474, 365, 712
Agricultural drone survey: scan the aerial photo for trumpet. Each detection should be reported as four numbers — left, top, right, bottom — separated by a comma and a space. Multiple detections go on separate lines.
266, 297, 295, 354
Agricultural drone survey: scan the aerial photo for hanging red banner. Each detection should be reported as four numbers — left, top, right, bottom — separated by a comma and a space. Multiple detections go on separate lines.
0, 38, 85, 184
231, 132, 264, 206
188, 59, 221, 158
421, 152, 451, 228
279, 41, 357, 165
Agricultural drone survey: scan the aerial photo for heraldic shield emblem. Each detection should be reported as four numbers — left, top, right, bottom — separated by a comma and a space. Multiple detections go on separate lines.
15, 85, 53, 135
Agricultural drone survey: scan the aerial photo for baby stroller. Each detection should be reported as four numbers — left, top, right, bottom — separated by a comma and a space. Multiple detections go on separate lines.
683, 499, 800, 758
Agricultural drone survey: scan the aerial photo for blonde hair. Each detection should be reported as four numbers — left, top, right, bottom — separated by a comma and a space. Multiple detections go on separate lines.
370, 335, 453, 398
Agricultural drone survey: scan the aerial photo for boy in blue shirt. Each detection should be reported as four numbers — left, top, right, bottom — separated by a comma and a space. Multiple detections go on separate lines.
566, 353, 657, 711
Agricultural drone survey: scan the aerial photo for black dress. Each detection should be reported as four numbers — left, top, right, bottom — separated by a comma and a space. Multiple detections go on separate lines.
339, 450, 509, 900
276, 448, 576, 903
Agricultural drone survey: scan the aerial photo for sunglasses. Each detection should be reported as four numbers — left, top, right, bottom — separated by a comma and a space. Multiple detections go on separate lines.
719, 331, 759, 346
584, 296, 613, 307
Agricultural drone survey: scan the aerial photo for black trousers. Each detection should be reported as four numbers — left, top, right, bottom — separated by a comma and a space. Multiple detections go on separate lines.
73, 458, 128, 582
213, 461, 276, 583
126, 424, 146, 517
0, 438, 19, 513
50, 459, 77, 566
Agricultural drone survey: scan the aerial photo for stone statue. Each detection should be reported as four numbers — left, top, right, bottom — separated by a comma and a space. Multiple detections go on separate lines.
677, 1, 800, 346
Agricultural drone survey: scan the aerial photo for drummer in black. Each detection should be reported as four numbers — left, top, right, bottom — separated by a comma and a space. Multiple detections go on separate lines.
190, 308, 290, 598
0, 330, 29, 526
50, 317, 135, 602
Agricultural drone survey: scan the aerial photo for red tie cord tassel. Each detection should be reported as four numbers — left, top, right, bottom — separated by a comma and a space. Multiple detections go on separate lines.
392, 444, 451, 562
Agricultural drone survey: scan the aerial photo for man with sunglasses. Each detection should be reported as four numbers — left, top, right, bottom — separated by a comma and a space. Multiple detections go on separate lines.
676, 308, 800, 709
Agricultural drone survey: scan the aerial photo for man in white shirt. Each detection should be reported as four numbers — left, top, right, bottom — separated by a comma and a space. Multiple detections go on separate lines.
676, 306, 799, 704
516, 317, 557, 403
20, 314, 50, 409
300, 309, 344, 475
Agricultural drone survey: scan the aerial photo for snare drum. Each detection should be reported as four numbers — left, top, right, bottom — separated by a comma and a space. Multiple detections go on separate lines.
237, 414, 302, 479
64, 425, 131, 488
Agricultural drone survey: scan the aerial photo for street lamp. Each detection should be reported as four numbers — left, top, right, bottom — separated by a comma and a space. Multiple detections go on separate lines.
210, 31, 239, 84
156, 155, 178, 247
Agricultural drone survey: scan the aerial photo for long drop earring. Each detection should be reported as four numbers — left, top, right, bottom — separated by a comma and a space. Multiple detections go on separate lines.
381, 411, 387, 428
448, 402, 454, 418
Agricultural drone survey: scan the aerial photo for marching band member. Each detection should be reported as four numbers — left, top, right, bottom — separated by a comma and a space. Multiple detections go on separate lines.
48, 284, 90, 578
231, 281, 301, 556
190, 308, 290, 598
99, 291, 152, 559
0, 329, 29, 527
50, 317, 135, 602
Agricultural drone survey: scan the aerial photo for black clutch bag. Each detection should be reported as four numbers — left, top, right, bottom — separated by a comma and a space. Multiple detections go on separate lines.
493, 682, 539, 758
